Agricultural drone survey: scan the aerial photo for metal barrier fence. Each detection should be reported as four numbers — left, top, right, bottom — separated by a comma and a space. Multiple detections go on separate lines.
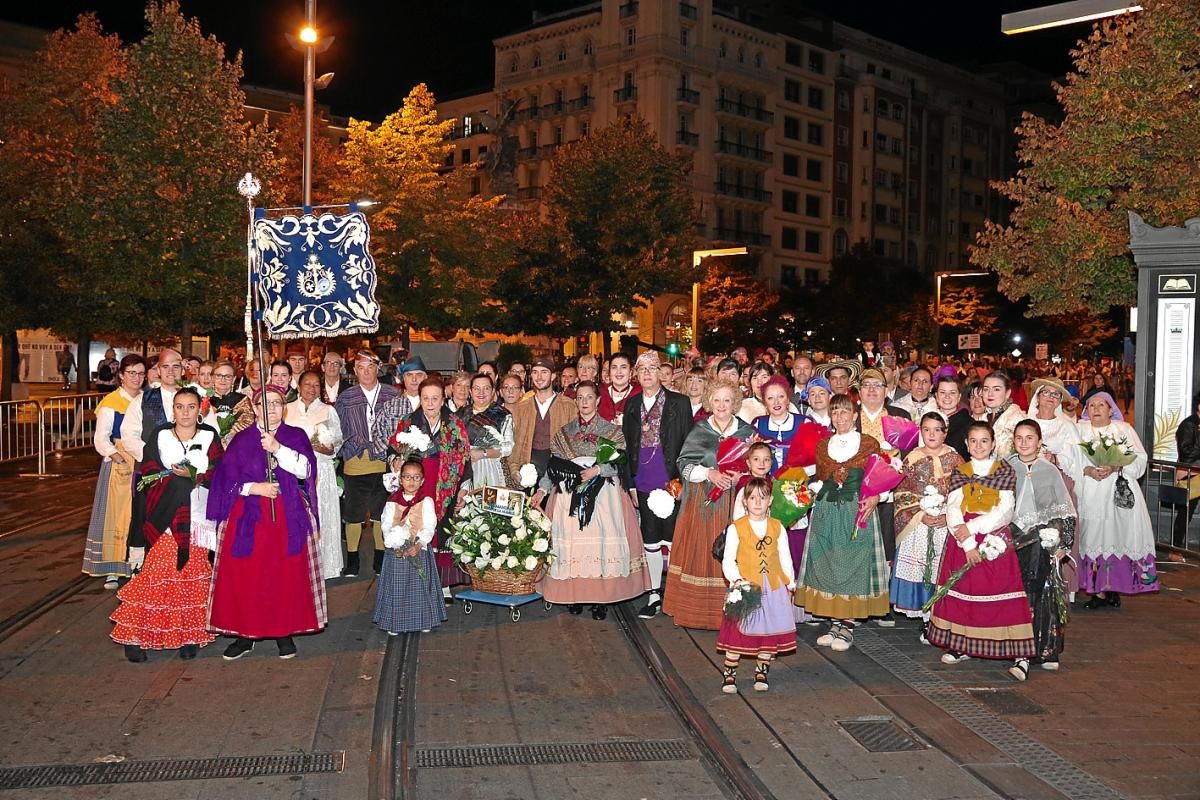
1144, 458, 1200, 557
0, 393, 105, 475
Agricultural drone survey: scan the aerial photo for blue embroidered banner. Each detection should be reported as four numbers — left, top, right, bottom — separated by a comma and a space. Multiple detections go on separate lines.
252, 209, 380, 338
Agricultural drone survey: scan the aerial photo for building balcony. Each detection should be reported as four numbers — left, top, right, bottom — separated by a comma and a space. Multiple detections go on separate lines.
680, 1, 698, 20
676, 87, 700, 104
715, 97, 774, 124
619, 1, 638, 18
676, 130, 699, 146
515, 187, 542, 200
714, 182, 771, 203
517, 146, 539, 161
713, 228, 770, 247
448, 122, 489, 140
541, 101, 566, 117
714, 139, 772, 163
568, 96, 594, 112
614, 86, 638, 103
513, 105, 540, 122
539, 143, 561, 157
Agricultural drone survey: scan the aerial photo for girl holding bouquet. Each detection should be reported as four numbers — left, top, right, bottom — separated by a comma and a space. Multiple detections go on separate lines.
665, 380, 753, 629
891, 412, 963, 633
1007, 420, 1075, 670
536, 381, 650, 618
928, 421, 1035, 681
797, 394, 890, 653
718, 478, 796, 694
374, 459, 445, 635
1074, 392, 1159, 606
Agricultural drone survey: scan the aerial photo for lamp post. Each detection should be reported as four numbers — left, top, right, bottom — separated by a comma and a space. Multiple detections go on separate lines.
691, 247, 749, 348
1001, 0, 1141, 34
933, 270, 990, 354
286, 1, 334, 207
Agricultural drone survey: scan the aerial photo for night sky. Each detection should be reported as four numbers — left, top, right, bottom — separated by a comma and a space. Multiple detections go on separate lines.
4, 1, 1087, 120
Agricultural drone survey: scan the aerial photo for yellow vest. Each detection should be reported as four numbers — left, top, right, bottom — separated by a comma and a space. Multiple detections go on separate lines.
734, 516, 787, 591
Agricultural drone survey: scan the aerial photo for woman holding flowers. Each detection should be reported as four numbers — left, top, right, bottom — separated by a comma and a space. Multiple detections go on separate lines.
374, 458, 445, 635
797, 394, 889, 653
664, 379, 754, 630
388, 376, 472, 591
113, 387, 222, 662
718, 478, 796, 694
928, 421, 1034, 681
535, 381, 650, 618
83, 354, 145, 589
285, 369, 344, 580
1074, 392, 1159, 606
1007, 420, 1075, 670
891, 412, 963, 631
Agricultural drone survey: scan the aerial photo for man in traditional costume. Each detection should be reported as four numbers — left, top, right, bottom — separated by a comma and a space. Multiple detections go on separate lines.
512, 358, 577, 484
622, 351, 692, 619
124, 347, 184, 455
207, 384, 326, 660
336, 350, 399, 576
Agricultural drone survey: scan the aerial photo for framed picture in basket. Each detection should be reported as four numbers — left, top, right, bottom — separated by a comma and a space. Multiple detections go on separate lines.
482, 486, 526, 518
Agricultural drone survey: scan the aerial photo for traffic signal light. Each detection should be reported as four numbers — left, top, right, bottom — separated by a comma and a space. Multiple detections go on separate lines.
666, 342, 680, 358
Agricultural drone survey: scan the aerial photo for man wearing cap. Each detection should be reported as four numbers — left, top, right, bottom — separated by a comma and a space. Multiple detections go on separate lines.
335, 350, 399, 576
372, 357, 427, 446
791, 355, 815, 416
624, 351, 693, 619
512, 357, 577, 485
855, 367, 911, 626
597, 352, 640, 426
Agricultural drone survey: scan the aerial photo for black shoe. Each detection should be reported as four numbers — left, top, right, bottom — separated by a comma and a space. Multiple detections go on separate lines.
568, 603, 583, 615
124, 645, 147, 663
1083, 595, 1107, 609
343, 552, 360, 578
591, 605, 608, 620
373, 549, 385, 574
223, 638, 254, 660
179, 644, 198, 660
1107, 593, 1121, 608
276, 637, 297, 659
637, 599, 661, 619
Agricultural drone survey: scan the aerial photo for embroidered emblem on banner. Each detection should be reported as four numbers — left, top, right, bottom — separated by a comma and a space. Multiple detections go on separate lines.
252, 210, 379, 338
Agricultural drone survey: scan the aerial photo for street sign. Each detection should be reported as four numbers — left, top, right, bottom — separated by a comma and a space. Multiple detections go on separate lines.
1035, 343, 1049, 360
957, 333, 980, 350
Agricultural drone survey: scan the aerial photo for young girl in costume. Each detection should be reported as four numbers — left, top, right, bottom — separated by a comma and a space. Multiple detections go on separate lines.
929, 421, 1036, 681
732, 442, 775, 520
717, 478, 796, 694
374, 458, 447, 635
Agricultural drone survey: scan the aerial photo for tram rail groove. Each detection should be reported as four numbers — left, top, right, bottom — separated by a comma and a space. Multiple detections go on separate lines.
0, 503, 92, 542
612, 602, 776, 800
0, 574, 93, 645
370, 630, 418, 800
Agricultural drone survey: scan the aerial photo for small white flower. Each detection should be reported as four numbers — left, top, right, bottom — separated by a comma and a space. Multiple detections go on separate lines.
459, 552, 472, 564
514, 527, 528, 540
490, 556, 505, 570
1038, 527, 1060, 549
519, 463, 539, 488
498, 534, 511, 546
506, 555, 519, 568
532, 538, 549, 553
726, 589, 743, 604
474, 557, 489, 569
479, 541, 492, 556
524, 555, 538, 571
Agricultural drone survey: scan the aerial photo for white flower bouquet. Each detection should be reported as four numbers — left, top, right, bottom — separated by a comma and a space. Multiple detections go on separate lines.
448, 494, 555, 590
1078, 433, 1136, 468
921, 533, 1009, 613
723, 580, 762, 621
518, 462, 539, 489
646, 488, 676, 520
312, 423, 336, 450
1038, 527, 1061, 550
389, 428, 433, 463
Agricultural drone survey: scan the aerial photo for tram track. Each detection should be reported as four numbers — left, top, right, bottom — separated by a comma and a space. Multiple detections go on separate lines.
0, 503, 93, 543
0, 574, 93, 647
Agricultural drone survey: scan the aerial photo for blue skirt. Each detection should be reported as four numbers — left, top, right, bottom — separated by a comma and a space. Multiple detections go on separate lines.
373, 547, 447, 633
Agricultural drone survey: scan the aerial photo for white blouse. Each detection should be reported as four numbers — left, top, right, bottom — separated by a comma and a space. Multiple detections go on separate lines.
721, 516, 796, 589
945, 457, 1015, 551
381, 495, 437, 548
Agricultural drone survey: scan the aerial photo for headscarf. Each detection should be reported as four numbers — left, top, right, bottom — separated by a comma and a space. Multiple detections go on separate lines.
635, 350, 661, 371
932, 364, 959, 382
1080, 390, 1123, 422
804, 376, 832, 400
252, 383, 289, 403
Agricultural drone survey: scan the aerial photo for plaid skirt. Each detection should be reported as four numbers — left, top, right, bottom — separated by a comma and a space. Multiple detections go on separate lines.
373, 547, 446, 633
797, 495, 890, 619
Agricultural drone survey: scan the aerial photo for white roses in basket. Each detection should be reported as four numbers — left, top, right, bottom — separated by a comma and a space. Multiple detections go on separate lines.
448, 494, 554, 575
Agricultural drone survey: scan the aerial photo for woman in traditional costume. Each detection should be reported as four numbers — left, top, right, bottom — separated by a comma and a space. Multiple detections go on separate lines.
1008, 419, 1075, 670
934, 375, 973, 461
929, 421, 1035, 681
387, 377, 472, 592
718, 478, 796, 694
205, 359, 256, 448
684, 367, 710, 423
803, 377, 834, 431
536, 381, 650, 618
798, 394, 889, 652
664, 379, 753, 629
1028, 378, 1081, 469
374, 458, 445, 635
463, 372, 514, 491
1074, 392, 1159, 606
891, 412, 963, 632
981, 372, 1025, 457
207, 384, 326, 660
111, 388, 222, 662
751, 376, 802, 472
83, 355, 145, 589
285, 369, 345, 580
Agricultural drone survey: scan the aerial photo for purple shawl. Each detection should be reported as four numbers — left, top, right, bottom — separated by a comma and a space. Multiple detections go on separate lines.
207, 422, 319, 558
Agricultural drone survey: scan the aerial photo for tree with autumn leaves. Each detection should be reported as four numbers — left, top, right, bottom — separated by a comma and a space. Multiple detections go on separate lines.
974, 0, 1200, 315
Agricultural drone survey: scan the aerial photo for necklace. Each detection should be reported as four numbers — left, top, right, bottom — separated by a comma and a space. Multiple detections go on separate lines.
710, 416, 736, 438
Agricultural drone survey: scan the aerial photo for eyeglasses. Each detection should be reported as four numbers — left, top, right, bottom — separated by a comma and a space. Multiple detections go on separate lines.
1040, 390, 1062, 399
400, 474, 423, 482
861, 381, 885, 389
124, 371, 146, 378
265, 400, 284, 409
214, 373, 235, 380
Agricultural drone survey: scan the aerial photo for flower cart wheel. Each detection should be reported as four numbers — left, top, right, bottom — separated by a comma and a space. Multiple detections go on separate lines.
463, 600, 473, 614
543, 600, 552, 611
510, 608, 521, 622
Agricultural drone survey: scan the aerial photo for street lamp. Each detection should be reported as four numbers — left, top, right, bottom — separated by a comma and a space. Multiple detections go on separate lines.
933, 270, 990, 353
691, 247, 749, 347
1001, 0, 1141, 34
285, 2, 335, 207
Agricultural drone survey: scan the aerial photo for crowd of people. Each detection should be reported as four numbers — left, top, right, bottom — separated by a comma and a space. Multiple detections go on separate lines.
81, 339, 1161, 691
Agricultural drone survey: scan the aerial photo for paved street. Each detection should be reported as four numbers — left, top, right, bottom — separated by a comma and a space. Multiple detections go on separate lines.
0, 456, 1197, 799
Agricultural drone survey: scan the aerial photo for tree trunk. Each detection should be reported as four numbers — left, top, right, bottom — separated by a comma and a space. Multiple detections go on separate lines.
0, 331, 17, 402
180, 318, 193, 358
401, 321, 411, 351
76, 331, 92, 394
601, 330, 611, 359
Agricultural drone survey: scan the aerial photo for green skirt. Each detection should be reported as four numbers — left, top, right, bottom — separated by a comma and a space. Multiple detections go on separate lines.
797, 493, 890, 619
